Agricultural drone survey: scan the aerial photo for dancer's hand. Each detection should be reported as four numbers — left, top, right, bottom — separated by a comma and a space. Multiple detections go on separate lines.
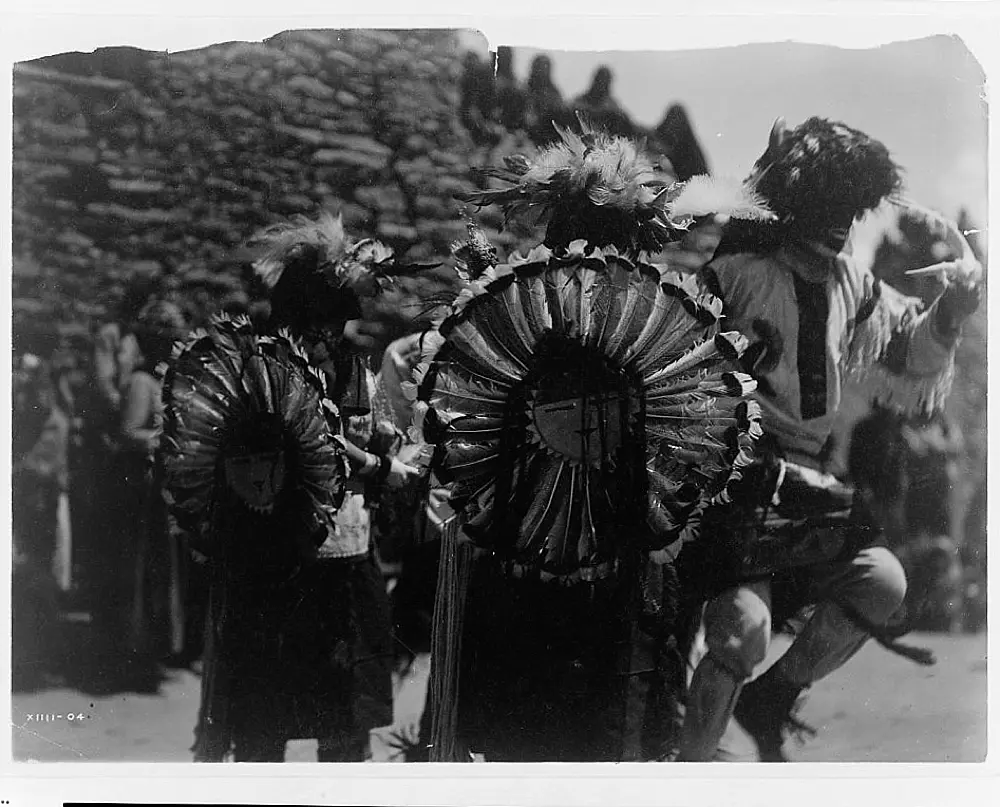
936, 277, 983, 338
388, 457, 421, 489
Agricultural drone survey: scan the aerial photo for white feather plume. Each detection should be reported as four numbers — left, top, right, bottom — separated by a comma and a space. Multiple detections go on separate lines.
666, 175, 775, 223
252, 211, 350, 289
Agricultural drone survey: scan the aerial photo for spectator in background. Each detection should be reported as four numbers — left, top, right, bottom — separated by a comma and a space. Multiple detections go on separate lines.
525, 55, 568, 144
105, 299, 188, 690
653, 104, 711, 181
572, 65, 633, 138
47, 342, 84, 594
94, 279, 160, 415
220, 290, 251, 319
459, 50, 501, 145
872, 207, 972, 302
64, 333, 99, 595
79, 279, 162, 622
848, 406, 965, 633
901, 413, 965, 634
961, 477, 987, 632
368, 334, 437, 665
12, 352, 72, 687
494, 46, 528, 132
901, 412, 963, 541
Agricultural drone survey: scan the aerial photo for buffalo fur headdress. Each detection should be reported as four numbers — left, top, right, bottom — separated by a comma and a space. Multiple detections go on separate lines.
252, 211, 407, 329
458, 117, 773, 256
748, 116, 903, 238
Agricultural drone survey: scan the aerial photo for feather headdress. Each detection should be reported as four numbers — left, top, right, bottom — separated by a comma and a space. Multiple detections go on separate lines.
458, 118, 773, 256
251, 211, 428, 327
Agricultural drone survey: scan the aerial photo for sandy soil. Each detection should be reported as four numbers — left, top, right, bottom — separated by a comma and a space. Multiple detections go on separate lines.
11, 629, 986, 764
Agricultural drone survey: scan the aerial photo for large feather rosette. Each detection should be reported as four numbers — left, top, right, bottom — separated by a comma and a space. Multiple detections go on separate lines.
418, 240, 762, 581
161, 315, 347, 557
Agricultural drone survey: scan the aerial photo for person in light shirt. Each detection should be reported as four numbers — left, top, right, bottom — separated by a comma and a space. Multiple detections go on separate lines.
677, 117, 982, 761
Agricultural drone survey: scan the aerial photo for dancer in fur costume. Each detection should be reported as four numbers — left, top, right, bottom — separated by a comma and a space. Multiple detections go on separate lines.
676, 117, 982, 761
162, 213, 424, 761
417, 121, 772, 761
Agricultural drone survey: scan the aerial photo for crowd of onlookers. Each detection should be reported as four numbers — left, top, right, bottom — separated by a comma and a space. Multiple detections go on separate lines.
458, 47, 710, 181
12, 282, 205, 692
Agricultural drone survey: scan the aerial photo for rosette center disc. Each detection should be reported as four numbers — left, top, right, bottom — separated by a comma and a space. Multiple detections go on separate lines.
220, 410, 291, 514
223, 451, 287, 512
530, 352, 640, 468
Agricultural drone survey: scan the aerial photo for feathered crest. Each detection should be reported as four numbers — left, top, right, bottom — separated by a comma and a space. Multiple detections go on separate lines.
252, 210, 398, 298
250, 211, 436, 329
253, 211, 348, 289
458, 117, 773, 256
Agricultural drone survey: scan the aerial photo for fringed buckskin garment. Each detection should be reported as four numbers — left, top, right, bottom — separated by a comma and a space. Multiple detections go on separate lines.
705, 241, 955, 470
676, 117, 981, 762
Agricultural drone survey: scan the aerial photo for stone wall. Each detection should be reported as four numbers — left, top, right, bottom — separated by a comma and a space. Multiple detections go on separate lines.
12, 29, 534, 348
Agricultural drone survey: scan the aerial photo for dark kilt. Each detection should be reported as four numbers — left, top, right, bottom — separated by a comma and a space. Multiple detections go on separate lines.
195, 548, 394, 760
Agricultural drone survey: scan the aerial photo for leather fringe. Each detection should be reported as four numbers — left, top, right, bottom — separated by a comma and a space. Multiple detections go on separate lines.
427, 526, 475, 762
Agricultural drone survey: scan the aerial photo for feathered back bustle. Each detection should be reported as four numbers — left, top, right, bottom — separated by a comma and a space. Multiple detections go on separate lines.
160, 314, 347, 552
458, 116, 773, 256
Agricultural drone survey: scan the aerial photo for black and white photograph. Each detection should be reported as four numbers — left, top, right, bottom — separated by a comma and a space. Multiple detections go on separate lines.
4, 3, 996, 805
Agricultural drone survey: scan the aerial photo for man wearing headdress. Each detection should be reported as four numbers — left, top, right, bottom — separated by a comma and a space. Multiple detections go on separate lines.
677, 117, 982, 761
166, 213, 422, 762
420, 124, 772, 761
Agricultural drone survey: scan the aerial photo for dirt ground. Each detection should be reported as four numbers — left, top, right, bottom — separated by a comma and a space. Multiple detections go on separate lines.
11, 629, 986, 764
